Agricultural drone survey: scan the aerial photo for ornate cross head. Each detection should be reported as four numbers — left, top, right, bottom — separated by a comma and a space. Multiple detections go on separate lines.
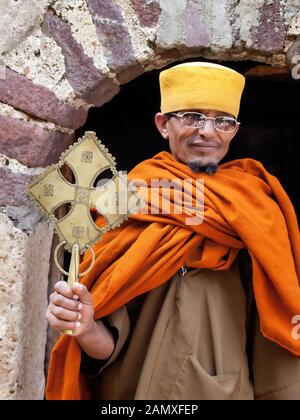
27, 131, 141, 254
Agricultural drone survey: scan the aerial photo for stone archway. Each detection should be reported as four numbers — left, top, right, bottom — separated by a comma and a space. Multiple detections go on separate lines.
0, 0, 299, 400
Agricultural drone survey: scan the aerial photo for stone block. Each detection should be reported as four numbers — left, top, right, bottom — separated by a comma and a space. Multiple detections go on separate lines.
87, 0, 143, 80
0, 68, 88, 130
0, 0, 49, 55
42, 10, 120, 106
0, 115, 74, 168
251, 0, 286, 53
155, 0, 210, 50
0, 210, 53, 399
130, 0, 161, 28
0, 155, 44, 206
0, 167, 33, 207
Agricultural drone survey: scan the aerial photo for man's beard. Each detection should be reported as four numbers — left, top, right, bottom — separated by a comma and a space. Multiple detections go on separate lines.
188, 160, 218, 175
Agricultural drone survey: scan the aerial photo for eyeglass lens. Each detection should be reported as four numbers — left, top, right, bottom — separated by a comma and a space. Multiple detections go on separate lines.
182, 113, 237, 132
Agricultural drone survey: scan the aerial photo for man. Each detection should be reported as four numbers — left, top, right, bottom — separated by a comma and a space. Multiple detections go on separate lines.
46, 62, 300, 400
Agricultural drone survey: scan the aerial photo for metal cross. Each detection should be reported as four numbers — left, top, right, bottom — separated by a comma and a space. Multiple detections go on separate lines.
28, 131, 140, 252
27, 131, 141, 334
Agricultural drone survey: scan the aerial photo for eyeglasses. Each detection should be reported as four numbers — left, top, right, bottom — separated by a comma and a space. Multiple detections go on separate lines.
167, 112, 240, 133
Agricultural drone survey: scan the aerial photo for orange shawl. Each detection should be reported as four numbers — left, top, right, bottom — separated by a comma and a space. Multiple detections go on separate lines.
46, 152, 300, 400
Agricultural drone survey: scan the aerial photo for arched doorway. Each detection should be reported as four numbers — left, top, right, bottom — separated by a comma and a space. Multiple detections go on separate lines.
78, 60, 300, 220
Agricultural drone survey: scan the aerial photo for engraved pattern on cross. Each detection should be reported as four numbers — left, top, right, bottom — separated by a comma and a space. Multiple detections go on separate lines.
28, 132, 138, 252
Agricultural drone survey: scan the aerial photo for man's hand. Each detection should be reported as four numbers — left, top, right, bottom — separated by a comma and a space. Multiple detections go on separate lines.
46, 281, 94, 338
46, 281, 115, 360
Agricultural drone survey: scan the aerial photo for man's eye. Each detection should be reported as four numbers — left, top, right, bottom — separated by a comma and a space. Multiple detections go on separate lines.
187, 113, 204, 122
217, 118, 231, 126
183, 114, 197, 124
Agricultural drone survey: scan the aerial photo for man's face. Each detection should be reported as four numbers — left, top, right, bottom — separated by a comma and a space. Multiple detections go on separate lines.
155, 109, 240, 170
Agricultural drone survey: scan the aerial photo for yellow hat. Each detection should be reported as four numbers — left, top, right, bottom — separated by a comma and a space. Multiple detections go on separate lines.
160, 62, 245, 118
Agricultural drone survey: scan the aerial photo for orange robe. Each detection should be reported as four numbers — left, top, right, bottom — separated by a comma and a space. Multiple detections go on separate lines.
46, 152, 300, 400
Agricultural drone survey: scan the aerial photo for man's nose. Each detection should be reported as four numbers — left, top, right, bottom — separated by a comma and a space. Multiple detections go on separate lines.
197, 119, 216, 137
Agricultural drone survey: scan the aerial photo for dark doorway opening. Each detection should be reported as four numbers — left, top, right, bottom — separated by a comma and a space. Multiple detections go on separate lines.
78, 60, 300, 220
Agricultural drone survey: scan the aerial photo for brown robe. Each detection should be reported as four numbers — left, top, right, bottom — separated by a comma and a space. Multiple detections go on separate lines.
84, 256, 300, 400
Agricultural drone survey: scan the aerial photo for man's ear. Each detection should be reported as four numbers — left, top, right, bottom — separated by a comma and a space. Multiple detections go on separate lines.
234, 123, 240, 137
230, 122, 240, 141
155, 113, 169, 139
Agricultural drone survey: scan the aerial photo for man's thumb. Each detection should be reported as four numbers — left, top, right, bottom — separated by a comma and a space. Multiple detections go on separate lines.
72, 282, 93, 305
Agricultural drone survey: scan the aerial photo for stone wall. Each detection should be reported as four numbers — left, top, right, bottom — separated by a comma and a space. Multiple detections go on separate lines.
0, 0, 299, 400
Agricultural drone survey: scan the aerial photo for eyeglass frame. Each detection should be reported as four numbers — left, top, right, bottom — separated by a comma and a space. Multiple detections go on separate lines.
165, 111, 241, 133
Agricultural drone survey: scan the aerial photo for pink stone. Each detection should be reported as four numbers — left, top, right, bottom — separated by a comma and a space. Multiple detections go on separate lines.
0, 68, 88, 129
0, 115, 74, 167
251, 0, 285, 53
87, 0, 144, 81
130, 0, 161, 28
0, 167, 33, 206
184, 3, 210, 48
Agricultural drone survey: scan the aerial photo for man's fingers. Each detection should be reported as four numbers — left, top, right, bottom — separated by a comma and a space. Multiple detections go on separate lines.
50, 292, 82, 311
46, 311, 79, 332
71, 282, 93, 305
50, 303, 81, 322
54, 281, 76, 299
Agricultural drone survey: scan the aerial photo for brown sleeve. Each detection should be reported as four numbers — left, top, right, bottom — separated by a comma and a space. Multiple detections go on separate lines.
80, 306, 131, 377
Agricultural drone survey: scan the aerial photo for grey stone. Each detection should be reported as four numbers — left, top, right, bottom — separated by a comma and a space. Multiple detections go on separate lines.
156, 0, 211, 50
0, 212, 53, 400
0, 204, 45, 233
42, 10, 120, 106
0, 0, 50, 55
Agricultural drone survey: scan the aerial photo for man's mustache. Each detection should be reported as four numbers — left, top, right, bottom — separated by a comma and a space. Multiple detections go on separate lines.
186, 137, 221, 148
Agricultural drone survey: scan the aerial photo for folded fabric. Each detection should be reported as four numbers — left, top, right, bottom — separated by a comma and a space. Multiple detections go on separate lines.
46, 152, 300, 400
